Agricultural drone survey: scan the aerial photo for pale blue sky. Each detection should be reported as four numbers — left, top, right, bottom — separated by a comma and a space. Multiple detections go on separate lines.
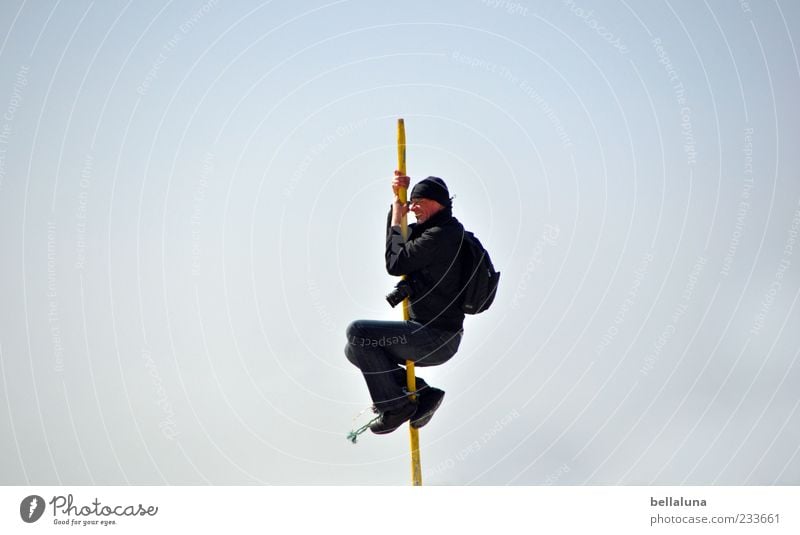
1, 0, 799, 485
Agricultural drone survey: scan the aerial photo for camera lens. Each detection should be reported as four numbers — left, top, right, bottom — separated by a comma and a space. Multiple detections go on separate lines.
385, 280, 412, 308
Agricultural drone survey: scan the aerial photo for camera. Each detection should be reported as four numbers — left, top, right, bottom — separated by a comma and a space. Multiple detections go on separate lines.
385, 280, 413, 308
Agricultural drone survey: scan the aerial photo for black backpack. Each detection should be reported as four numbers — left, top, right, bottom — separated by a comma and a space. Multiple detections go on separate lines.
458, 230, 500, 314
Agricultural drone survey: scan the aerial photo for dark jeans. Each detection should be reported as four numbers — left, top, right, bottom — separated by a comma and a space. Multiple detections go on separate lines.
345, 319, 462, 411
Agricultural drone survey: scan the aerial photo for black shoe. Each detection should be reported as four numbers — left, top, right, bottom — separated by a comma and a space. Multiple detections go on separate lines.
411, 387, 445, 429
370, 402, 417, 435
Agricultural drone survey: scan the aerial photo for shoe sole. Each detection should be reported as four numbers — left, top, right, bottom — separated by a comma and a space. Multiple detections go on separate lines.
410, 393, 444, 429
371, 425, 403, 435
370, 404, 417, 435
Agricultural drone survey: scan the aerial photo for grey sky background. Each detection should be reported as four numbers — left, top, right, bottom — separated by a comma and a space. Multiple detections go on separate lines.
1, 0, 799, 485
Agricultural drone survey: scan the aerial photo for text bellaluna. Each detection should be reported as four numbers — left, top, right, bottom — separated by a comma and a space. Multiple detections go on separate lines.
651, 496, 707, 507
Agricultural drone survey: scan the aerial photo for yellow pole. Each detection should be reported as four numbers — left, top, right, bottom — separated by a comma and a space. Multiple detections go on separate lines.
396, 118, 422, 486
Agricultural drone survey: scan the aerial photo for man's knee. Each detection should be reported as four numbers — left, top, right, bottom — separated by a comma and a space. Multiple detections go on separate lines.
344, 343, 359, 367
346, 320, 368, 339
345, 321, 368, 367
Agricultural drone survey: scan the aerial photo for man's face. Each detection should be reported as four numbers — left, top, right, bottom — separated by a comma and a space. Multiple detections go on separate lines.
409, 197, 444, 224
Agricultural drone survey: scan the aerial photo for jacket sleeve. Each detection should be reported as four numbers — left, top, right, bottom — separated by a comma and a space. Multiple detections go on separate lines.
385, 223, 442, 276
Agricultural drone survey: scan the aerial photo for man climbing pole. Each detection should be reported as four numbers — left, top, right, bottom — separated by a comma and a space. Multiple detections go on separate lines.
345, 172, 466, 435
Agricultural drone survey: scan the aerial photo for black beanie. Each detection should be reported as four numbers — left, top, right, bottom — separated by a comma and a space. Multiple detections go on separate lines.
410, 176, 451, 207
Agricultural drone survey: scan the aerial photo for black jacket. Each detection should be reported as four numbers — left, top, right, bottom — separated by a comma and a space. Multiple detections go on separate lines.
385, 206, 465, 332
